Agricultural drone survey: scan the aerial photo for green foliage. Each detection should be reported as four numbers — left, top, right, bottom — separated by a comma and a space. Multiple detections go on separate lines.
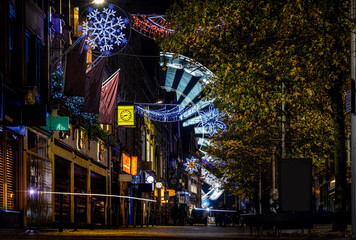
160, 0, 350, 208
51, 66, 108, 141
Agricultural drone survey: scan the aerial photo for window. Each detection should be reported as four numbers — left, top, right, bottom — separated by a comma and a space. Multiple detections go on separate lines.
8, 6, 15, 85
190, 182, 198, 194
146, 131, 150, 162
141, 128, 146, 162
38, 136, 48, 158
77, 129, 86, 150
97, 142, 105, 161
28, 130, 37, 152
25, 30, 44, 102
28, 130, 48, 158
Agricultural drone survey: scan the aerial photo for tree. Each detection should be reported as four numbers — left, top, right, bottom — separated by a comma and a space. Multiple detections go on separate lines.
160, 0, 350, 230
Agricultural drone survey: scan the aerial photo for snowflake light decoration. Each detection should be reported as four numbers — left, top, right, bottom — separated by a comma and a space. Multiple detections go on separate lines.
184, 157, 200, 174
198, 104, 226, 137
78, 4, 130, 57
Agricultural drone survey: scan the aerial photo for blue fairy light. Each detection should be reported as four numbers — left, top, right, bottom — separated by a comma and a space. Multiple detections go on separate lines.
108, 3, 114, 10
135, 105, 190, 122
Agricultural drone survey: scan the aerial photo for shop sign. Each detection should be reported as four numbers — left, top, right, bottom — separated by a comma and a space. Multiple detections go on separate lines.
117, 105, 135, 126
122, 152, 131, 174
119, 174, 132, 182
131, 156, 137, 176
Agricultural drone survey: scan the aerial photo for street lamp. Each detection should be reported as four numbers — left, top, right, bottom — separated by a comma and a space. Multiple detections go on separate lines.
28, 188, 36, 195
146, 176, 154, 184
93, 0, 105, 4
155, 182, 163, 189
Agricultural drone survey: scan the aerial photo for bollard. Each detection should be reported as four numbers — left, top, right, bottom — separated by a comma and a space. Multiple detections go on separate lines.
91, 198, 95, 230
133, 200, 136, 228
59, 194, 63, 232
141, 208, 143, 228
74, 196, 78, 231
107, 205, 111, 229
126, 200, 129, 228
146, 210, 149, 227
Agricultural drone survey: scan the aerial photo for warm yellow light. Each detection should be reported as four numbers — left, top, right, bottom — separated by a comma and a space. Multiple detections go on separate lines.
93, 0, 105, 4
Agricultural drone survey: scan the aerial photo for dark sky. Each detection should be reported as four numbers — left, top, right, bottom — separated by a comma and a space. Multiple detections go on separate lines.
120, 0, 175, 15
75, 0, 175, 15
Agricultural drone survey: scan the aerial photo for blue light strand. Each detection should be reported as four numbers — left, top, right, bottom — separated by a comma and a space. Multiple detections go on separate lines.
135, 105, 190, 122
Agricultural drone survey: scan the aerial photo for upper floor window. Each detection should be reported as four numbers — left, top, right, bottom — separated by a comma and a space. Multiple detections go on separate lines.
77, 129, 86, 150
25, 30, 44, 102
98, 142, 105, 161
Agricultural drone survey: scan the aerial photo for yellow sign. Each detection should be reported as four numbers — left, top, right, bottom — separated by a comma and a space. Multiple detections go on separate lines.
117, 105, 135, 126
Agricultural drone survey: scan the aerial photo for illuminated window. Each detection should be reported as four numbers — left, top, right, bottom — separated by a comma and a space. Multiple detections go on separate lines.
146, 131, 150, 162
141, 128, 146, 162
77, 129, 86, 150
191, 182, 198, 194
98, 142, 105, 161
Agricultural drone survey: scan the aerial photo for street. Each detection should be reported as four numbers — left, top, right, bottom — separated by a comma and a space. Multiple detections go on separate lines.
0, 224, 354, 240
0, 225, 248, 240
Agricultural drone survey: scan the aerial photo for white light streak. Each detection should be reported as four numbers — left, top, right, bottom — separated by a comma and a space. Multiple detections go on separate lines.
26, 190, 156, 202
194, 207, 237, 213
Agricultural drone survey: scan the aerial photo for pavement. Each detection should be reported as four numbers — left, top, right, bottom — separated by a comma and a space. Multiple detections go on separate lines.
0, 224, 355, 240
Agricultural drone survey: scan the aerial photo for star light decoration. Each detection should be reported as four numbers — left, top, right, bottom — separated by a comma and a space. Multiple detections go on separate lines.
184, 157, 200, 174
78, 4, 130, 56
198, 104, 226, 137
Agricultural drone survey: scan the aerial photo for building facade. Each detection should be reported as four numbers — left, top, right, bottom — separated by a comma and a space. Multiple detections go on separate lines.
0, 0, 202, 228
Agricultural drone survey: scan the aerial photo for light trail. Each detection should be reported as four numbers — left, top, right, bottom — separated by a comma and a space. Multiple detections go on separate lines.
25, 190, 156, 202
194, 207, 238, 213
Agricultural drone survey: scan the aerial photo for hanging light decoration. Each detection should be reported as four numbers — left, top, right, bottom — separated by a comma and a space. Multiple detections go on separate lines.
78, 3, 131, 56
131, 14, 174, 40
198, 104, 226, 137
135, 105, 190, 122
184, 156, 200, 174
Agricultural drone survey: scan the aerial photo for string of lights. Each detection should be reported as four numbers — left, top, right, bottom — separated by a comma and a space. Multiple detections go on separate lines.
131, 14, 174, 40
135, 105, 190, 122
